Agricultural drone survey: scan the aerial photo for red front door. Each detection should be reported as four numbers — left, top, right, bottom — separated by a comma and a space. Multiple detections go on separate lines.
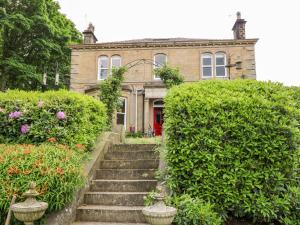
153, 108, 164, 136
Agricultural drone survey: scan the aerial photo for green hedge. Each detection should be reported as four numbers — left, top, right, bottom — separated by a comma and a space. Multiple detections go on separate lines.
0, 90, 107, 149
0, 144, 86, 225
164, 80, 300, 224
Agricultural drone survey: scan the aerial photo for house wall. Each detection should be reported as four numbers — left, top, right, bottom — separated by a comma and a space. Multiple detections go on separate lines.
70, 41, 257, 133
70, 43, 256, 93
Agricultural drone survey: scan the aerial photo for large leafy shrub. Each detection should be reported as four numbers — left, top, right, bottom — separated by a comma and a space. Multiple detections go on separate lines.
164, 80, 300, 223
0, 144, 86, 225
171, 194, 223, 225
0, 90, 107, 149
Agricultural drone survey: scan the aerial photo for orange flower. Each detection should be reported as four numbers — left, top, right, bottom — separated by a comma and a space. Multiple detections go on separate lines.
75, 144, 85, 150
56, 167, 64, 175
7, 167, 20, 175
23, 149, 31, 155
48, 137, 57, 143
23, 170, 32, 175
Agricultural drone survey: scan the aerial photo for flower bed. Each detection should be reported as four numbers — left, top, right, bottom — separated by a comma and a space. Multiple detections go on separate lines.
0, 90, 107, 150
0, 144, 86, 225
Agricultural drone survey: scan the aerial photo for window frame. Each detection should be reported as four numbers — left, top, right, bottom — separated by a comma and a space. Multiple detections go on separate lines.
153, 53, 167, 80
201, 53, 213, 78
116, 97, 127, 129
98, 55, 109, 80
215, 52, 227, 77
111, 55, 122, 69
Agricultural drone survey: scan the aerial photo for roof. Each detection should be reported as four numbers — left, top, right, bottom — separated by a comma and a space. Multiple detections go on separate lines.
70, 37, 259, 50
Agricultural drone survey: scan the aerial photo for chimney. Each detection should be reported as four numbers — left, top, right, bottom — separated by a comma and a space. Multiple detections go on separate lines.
232, 12, 247, 39
83, 23, 98, 44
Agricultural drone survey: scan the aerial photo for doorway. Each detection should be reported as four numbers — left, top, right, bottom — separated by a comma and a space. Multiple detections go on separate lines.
153, 107, 164, 136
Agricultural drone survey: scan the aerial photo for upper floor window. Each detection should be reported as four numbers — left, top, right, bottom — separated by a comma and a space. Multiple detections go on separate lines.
215, 53, 226, 77
98, 56, 109, 80
202, 53, 213, 77
111, 55, 121, 68
154, 53, 167, 79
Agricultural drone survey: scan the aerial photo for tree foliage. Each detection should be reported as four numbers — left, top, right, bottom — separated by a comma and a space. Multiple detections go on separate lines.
0, 0, 82, 91
154, 64, 184, 89
99, 66, 128, 127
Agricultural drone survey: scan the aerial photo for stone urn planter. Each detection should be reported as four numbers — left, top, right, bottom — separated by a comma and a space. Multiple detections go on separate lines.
142, 185, 177, 225
11, 182, 48, 225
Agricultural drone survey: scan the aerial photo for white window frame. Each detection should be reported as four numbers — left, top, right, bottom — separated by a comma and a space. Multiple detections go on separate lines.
153, 53, 167, 80
98, 55, 109, 80
111, 55, 122, 69
116, 97, 127, 129
215, 52, 227, 77
201, 53, 213, 78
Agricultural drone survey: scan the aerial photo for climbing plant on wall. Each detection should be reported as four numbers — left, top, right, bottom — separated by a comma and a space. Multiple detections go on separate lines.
99, 66, 128, 127
154, 65, 184, 89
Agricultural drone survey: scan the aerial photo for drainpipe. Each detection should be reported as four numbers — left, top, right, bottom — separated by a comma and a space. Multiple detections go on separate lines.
135, 88, 138, 133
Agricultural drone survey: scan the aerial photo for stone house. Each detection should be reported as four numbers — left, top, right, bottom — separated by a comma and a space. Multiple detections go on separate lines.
70, 12, 258, 136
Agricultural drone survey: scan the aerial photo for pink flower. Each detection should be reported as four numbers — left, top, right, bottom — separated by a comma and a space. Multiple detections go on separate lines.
20, 124, 29, 134
56, 111, 66, 120
37, 101, 44, 108
9, 111, 22, 119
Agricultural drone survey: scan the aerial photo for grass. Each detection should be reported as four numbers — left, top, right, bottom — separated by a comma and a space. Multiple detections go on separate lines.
125, 136, 162, 144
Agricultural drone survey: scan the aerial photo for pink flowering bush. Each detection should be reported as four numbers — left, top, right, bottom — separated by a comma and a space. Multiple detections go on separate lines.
0, 90, 107, 149
56, 111, 66, 120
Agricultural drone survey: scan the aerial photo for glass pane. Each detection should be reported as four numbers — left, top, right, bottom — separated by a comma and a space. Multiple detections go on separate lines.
156, 113, 161, 124
203, 57, 212, 66
117, 98, 125, 113
100, 69, 108, 79
117, 113, 125, 125
112, 56, 121, 68
216, 56, 225, 65
155, 54, 166, 68
216, 66, 226, 76
100, 57, 108, 68
154, 100, 164, 106
203, 67, 212, 77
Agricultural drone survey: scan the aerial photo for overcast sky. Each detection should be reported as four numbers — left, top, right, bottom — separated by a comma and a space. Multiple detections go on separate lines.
57, 0, 300, 86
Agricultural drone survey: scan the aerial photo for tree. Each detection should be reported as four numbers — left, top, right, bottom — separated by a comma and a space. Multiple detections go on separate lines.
154, 64, 184, 89
0, 0, 82, 91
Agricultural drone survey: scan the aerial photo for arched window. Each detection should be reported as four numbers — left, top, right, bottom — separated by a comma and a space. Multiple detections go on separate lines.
153, 99, 164, 108
215, 52, 227, 77
98, 55, 109, 80
154, 53, 167, 79
111, 55, 121, 68
202, 53, 213, 78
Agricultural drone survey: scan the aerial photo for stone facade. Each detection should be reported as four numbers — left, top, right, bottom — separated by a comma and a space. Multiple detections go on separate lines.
69, 12, 258, 135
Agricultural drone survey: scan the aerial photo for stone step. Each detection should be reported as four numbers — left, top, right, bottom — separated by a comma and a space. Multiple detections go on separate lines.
111, 144, 157, 152
96, 169, 156, 180
72, 222, 149, 225
91, 180, 157, 192
76, 205, 146, 223
105, 150, 158, 160
100, 160, 159, 169
84, 192, 147, 206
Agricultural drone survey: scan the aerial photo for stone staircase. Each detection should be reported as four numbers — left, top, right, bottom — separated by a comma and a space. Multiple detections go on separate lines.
72, 144, 159, 225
